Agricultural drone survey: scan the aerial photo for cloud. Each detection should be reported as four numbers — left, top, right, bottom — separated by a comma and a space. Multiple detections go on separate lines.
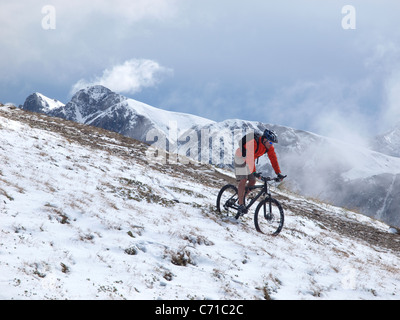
0, 1, 179, 44
95, 0, 181, 22
366, 41, 400, 130
0, 1, 180, 87
2, 0, 400, 131
70, 59, 173, 95
382, 69, 400, 129
263, 77, 374, 144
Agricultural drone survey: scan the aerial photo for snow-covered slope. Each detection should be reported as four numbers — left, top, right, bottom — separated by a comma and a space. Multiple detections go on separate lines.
1, 105, 399, 300
20, 87, 400, 227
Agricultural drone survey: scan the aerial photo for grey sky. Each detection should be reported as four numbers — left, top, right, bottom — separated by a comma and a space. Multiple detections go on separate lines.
1, 0, 400, 137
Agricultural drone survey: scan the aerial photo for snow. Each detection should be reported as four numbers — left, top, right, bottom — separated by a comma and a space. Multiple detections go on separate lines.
35, 93, 65, 112
340, 143, 400, 181
124, 98, 215, 135
0, 106, 399, 300
373, 125, 400, 158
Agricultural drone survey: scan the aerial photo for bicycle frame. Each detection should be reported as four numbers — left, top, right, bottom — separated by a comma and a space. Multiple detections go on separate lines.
221, 175, 280, 213
217, 174, 285, 235
243, 182, 271, 211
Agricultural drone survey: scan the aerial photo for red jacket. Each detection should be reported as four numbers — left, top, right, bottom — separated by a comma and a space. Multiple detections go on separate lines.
236, 137, 281, 174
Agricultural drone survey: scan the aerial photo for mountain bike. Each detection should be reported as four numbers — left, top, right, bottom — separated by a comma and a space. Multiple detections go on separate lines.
216, 173, 285, 236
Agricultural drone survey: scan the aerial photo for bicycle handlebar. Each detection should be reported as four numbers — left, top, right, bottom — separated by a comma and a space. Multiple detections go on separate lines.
254, 172, 287, 183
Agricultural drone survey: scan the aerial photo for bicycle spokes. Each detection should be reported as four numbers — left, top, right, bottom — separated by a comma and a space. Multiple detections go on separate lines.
216, 184, 239, 218
255, 198, 284, 236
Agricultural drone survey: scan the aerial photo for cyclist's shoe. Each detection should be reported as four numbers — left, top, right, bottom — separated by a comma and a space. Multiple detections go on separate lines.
235, 205, 248, 219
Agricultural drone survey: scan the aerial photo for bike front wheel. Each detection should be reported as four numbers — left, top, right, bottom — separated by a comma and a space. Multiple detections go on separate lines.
216, 184, 239, 218
254, 198, 284, 236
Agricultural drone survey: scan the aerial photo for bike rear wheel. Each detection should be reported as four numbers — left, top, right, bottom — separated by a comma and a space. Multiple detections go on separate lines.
254, 198, 284, 236
216, 184, 239, 218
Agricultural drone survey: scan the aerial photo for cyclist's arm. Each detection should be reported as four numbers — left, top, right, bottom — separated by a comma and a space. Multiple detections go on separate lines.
267, 145, 281, 174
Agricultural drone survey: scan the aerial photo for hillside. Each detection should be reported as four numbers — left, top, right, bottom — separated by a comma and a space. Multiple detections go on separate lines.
1, 105, 399, 300
21, 86, 400, 228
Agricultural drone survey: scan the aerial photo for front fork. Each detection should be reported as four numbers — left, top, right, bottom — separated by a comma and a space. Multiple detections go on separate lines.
263, 195, 273, 221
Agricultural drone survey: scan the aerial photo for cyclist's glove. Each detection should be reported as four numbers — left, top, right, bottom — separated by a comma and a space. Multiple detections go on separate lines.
277, 173, 286, 181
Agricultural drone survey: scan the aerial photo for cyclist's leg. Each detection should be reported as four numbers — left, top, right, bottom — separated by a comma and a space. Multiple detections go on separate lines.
237, 178, 247, 206
242, 174, 256, 203
237, 174, 256, 218
234, 154, 250, 206
247, 175, 256, 189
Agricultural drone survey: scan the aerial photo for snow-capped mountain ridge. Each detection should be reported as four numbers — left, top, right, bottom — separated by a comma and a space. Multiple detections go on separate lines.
1, 104, 399, 300
30, 85, 215, 143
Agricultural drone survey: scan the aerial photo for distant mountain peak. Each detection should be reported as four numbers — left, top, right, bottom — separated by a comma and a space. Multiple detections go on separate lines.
22, 92, 65, 114
64, 85, 127, 122
72, 85, 117, 103
371, 125, 400, 158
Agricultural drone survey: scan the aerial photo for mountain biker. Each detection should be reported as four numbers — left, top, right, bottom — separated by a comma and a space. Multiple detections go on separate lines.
234, 129, 285, 217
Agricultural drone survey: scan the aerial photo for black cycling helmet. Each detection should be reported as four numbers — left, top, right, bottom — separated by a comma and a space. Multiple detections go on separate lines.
263, 129, 278, 143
